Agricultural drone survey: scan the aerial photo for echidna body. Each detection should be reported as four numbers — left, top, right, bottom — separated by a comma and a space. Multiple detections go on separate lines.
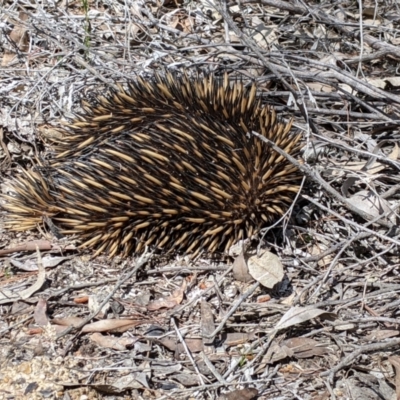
4, 71, 302, 257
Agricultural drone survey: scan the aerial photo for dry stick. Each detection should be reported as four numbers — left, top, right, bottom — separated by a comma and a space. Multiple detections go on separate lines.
298, 108, 385, 119
217, 1, 320, 135
344, 49, 390, 64
145, 266, 229, 275
274, 52, 397, 106
293, 233, 371, 305
231, 287, 400, 381
251, 131, 397, 231
157, 378, 275, 399
328, 68, 400, 106
382, 184, 400, 199
202, 281, 260, 340
201, 352, 228, 384
316, 8, 400, 60
320, 338, 400, 384
140, 6, 212, 46
47, 277, 118, 299
336, 242, 394, 275
275, 285, 400, 314
254, 0, 400, 59
298, 232, 372, 264
312, 286, 400, 310
277, 58, 400, 115
304, 195, 400, 247
310, 132, 400, 171
224, 329, 278, 381
169, 266, 233, 317
152, 5, 399, 121
305, 204, 398, 300
284, 229, 374, 268
247, 0, 400, 107
261, 62, 398, 121
171, 317, 205, 386
0, 315, 33, 338
56, 253, 151, 340
217, 44, 394, 122
307, 234, 366, 302
345, 317, 400, 325
73, 56, 119, 91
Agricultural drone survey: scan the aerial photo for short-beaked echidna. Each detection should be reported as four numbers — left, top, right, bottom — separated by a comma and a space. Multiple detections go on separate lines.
3, 71, 302, 257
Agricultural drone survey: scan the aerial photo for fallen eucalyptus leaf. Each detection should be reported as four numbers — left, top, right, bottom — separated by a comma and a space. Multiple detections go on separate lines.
276, 306, 336, 331
247, 251, 284, 288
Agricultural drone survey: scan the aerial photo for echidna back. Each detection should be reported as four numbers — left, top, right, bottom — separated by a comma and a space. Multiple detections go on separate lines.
4, 71, 302, 257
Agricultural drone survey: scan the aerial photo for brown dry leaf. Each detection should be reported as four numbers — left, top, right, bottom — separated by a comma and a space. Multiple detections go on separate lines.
263, 337, 332, 364
52, 317, 86, 327
158, 337, 203, 354
228, 31, 241, 44
31, 303, 71, 335
257, 294, 271, 303
27, 327, 45, 335
147, 298, 178, 311
37, 124, 64, 141
282, 337, 331, 358
218, 388, 259, 400
233, 253, 253, 283
2, 12, 29, 66
334, 322, 356, 331
275, 306, 336, 331
263, 341, 291, 364
176, 338, 203, 355
364, 330, 400, 341
90, 332, 137, 350
147, 281, 187, 311
247, 251, 284, 288
168, 15, 182, 30
312, 391, 330, 400
279, 364, 304, 374
34, 298, 50, 327
81, 319, 142, 333
224, 332, 257, 347
157, 338, 177, 352
74, 296, 89, 304
316, 54, 344, 68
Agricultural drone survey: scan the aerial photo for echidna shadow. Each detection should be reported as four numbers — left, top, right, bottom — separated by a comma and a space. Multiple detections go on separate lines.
4, 71, 302, 257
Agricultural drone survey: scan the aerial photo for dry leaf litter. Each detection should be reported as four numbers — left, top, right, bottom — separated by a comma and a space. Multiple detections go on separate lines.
1, 0, 400, 399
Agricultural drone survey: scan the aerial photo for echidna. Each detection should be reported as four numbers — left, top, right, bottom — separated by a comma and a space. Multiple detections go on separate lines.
3, 71, 302, 257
